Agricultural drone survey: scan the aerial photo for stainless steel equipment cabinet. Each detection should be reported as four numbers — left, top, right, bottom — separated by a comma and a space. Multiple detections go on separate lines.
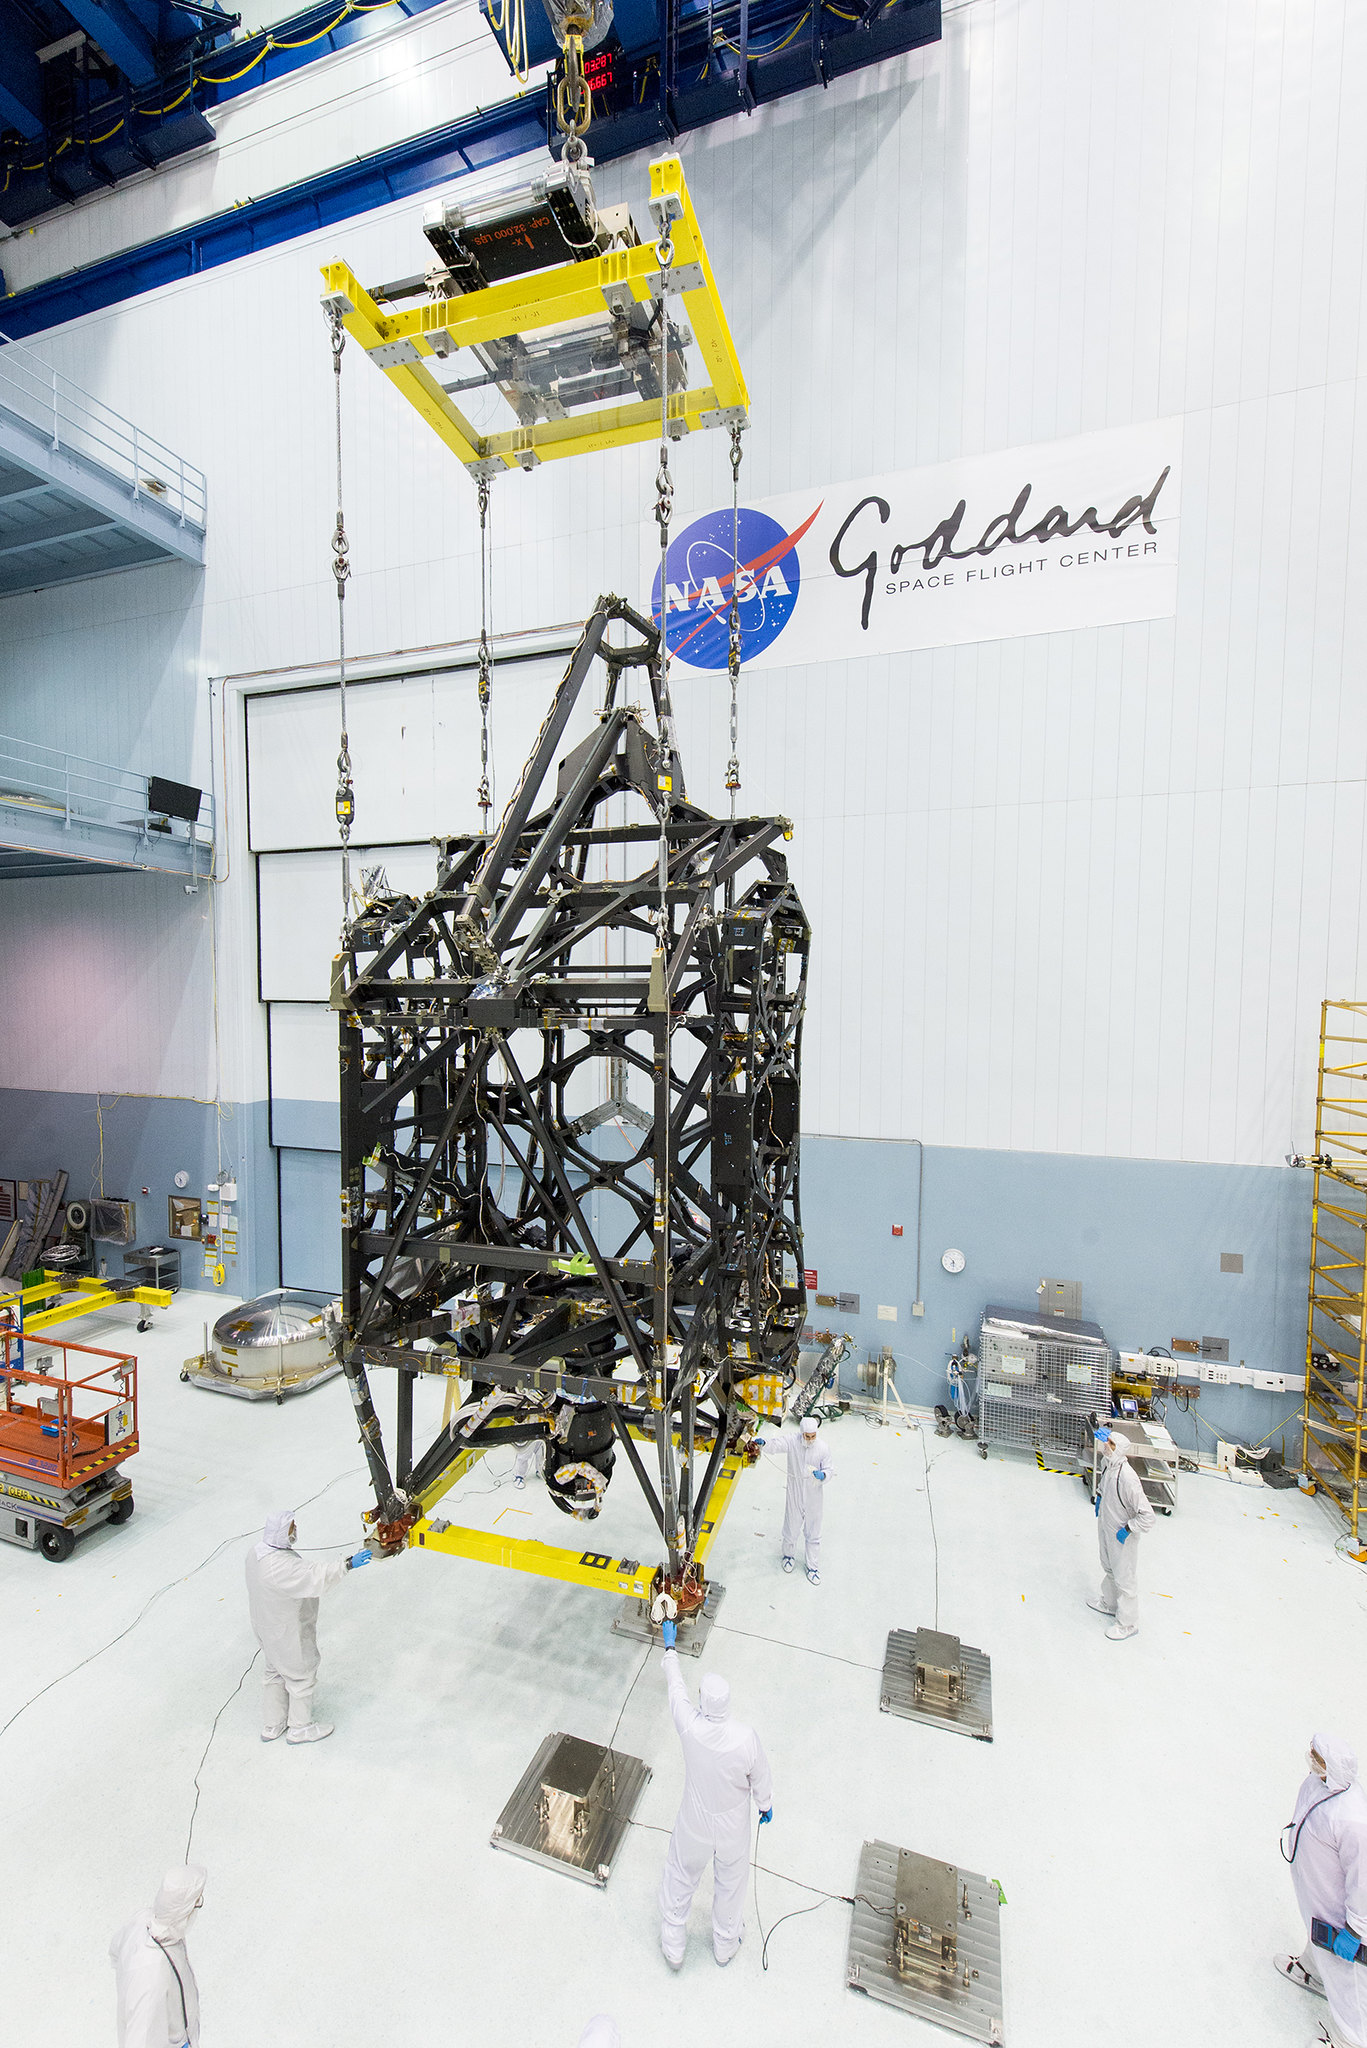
977, 1304, 1112, 1472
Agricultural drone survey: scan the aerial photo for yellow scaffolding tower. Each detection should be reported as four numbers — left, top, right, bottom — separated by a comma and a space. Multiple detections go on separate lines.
1302, 999, 1367, 1539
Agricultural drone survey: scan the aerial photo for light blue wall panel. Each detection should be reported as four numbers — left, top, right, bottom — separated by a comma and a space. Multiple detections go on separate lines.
0, 1087, 276, 1298
800, 1136, 1314, 1458
279, 1146, 342, 1294
271, 1097, 340, 1152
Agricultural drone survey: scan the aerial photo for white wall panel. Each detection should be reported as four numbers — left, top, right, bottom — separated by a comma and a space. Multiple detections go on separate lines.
257, 844, 436, 1000
1, 0, 1366, 1166
268, 1005, 341, 1148
245, 654, 569, 850
268, 1004, 337, 1101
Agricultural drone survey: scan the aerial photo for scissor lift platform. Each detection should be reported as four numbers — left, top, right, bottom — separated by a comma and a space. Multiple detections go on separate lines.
0, 1325, 139, 1560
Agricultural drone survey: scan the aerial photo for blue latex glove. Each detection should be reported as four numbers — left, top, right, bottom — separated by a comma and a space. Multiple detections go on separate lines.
1115, 1526, 1130, 1546
755, 1438, 769, 1450
661, 1619, 678, 1647
758, 1808, 773, 1825
814, 1470, 826, 1483
348, 1550, 373, 1569
1333, 1926, 1361, 1961
1093, 1495, 1100, 1517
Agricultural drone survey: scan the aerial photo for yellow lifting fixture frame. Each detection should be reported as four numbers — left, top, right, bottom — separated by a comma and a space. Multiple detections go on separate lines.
0, 1271, 173, 1334
403, 1398, 749, 1599
320, 156, 748, 477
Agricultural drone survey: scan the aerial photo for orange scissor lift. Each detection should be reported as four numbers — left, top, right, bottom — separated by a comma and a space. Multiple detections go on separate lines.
0, 1319, 137, 1561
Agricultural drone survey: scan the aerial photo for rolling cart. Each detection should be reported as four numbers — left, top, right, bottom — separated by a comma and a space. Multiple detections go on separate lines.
1091, 1415, 1179, 1515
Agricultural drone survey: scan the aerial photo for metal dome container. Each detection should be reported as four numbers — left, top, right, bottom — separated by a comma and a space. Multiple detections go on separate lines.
181, 1288, 341, 1402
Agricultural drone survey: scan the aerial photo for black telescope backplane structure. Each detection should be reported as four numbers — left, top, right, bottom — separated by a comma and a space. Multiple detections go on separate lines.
333, 593, 808, 1588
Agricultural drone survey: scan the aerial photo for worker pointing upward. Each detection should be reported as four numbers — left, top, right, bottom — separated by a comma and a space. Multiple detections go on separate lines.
657, 1619, 773, 1970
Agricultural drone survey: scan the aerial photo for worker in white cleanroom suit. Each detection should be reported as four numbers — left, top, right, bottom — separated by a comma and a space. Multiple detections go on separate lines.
513, 1438, 545, 1489
1274, 1733, 1367, 2048
244, 1508, 372, 1744
657, 1619, 773, 1970
110, 1864, 206, 2048
758, 1415, 834, 1583
1087, 1427, 1156, 1640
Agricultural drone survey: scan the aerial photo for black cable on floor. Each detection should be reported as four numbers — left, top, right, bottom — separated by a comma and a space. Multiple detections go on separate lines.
605, 1643, 654, 1756
632, 1812, 869, 1911
184, 1648, 260, 1861
711, 1622, 882, 1673
920, 1427, 942, 1629
0, 1466, 355, 1744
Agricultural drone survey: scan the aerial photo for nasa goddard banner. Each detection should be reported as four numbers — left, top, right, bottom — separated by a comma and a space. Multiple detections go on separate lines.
642, 418, 1182, 671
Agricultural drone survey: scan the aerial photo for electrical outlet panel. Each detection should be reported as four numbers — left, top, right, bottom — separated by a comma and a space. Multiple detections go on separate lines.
1200, 1362, 1232, 1385
1117, 1351, 1180, 1381
1249, 1369, 1305, 1394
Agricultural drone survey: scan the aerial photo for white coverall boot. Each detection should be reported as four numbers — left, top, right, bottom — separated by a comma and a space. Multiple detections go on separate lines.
764, 1422, 834, 1578
245, 1509, 355, 1747
1283, 1734, 1367, 2048
657, 1650, 772, 1969
1271, 1946, 1327, 1996
1094, 1435, 1155, 1638
286, 1687, 334, 1744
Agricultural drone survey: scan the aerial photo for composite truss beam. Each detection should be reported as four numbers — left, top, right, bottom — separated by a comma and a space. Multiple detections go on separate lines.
335, 592, 808, 1588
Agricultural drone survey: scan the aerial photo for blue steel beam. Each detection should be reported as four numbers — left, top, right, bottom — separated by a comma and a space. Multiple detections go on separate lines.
0, 0, 939, 338
0, 0, 46, 138
0, 92, 549, 339
58, 0, 162, 84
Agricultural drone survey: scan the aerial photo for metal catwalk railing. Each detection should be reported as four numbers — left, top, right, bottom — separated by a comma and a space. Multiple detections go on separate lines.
0, 328, 207, 531
0, 732, 215, 876
1302, 998, 1367, 1541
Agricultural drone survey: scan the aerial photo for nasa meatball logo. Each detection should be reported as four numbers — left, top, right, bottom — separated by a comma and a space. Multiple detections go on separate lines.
650, 503, 822, 668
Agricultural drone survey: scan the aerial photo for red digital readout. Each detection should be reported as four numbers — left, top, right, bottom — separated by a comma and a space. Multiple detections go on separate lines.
583, 48, 616, 91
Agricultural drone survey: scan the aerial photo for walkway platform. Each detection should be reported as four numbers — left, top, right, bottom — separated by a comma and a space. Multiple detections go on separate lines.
0, 330, 205, 598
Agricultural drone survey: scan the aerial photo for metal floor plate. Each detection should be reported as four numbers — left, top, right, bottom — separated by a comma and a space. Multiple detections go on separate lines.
880, 1629, 993, 1740
490, 1731, 651, 1888
848, 1840, 1004, 2043
611, 1578, 725, 1657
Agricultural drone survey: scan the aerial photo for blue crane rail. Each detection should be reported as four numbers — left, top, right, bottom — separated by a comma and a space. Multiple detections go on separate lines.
0, 0, 937, 340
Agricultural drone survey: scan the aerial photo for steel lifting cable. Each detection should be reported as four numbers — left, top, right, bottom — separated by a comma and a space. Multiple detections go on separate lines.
654, 224, 675, 954
476, 477, 494, 830
328, 307, 355, 929
726, 421, 744, 813
653, 204, 678, 1513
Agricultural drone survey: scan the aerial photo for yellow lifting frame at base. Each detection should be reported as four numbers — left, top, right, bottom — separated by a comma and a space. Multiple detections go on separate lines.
407, 1440, 750, 1599
320, 156, 748, 477
0, 1272, 173, 1334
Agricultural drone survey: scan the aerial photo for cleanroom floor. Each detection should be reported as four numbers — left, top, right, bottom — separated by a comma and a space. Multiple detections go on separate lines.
1, 1289, 1358, 2048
